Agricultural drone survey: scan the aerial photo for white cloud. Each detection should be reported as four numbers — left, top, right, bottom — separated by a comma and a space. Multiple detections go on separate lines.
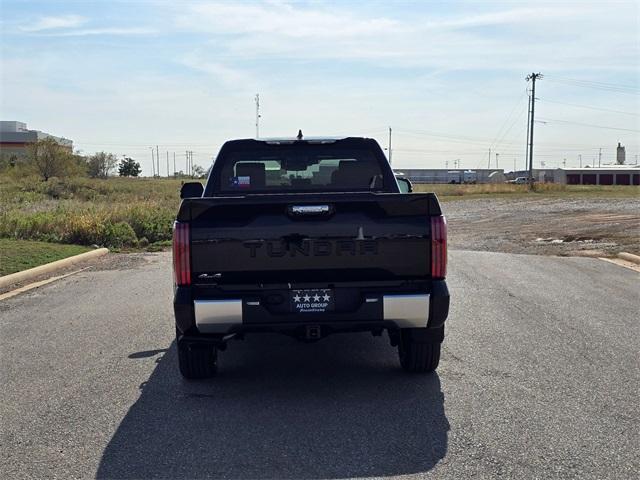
45, 27, 156, 37
18, 14, 154, 37
21, 14, 87, 32
423, 7, 580, 30
180, 53, 255, 90
170, 2, 638, 72
176, 1, 398, 38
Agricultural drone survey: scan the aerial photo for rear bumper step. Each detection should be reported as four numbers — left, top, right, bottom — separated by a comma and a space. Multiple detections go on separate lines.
189, 288, 447, 334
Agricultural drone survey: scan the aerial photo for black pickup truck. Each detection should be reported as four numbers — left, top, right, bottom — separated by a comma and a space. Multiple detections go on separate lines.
173, 136, 449, 379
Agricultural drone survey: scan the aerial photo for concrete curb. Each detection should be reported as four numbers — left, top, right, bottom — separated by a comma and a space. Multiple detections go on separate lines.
618, 252, 640, 265
0, 248, 109, 289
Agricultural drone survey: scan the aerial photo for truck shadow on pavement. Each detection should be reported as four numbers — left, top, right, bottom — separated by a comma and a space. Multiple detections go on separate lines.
97, 333, 449, 479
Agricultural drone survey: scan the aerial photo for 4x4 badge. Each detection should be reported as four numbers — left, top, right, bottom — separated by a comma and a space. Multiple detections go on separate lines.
198, 273, 222, 279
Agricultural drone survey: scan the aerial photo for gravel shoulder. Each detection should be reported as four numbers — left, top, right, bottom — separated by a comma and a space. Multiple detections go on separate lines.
442, 196, 640, 257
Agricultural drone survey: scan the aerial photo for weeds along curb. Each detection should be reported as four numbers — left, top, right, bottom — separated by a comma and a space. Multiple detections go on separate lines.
0, 248, 109, 289
618, 252, 640, 265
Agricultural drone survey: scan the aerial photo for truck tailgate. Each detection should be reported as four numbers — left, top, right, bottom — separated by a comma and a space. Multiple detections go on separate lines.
179, 193, 440, 285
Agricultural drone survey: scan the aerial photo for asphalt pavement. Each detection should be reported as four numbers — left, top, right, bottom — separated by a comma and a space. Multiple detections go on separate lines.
0, 251, 638, 479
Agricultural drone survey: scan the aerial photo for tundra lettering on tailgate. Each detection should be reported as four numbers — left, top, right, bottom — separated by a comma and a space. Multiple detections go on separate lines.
243, 239, 378, 258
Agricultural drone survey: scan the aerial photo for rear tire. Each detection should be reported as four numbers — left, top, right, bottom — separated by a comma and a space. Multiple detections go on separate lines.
398, 329, 441, 373
177, 341, 217, 379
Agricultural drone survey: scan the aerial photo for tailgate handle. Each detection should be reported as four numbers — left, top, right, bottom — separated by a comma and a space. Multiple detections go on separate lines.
289, 205, 332, 216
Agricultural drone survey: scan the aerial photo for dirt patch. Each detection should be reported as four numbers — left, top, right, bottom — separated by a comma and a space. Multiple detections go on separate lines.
91, 251, 165, 271
442, 196, 640, 257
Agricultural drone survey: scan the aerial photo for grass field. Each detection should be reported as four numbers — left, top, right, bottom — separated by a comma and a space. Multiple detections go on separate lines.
0, 174, 637, 254
0, 239, 91, 276
0, 175, 182, 249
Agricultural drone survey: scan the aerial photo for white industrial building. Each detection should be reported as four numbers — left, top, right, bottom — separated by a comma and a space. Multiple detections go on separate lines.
394, 168, 505, 184
0, 121, 73, 157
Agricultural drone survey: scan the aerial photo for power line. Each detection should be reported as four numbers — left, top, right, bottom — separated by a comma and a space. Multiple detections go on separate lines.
538, 98, 639, 116
488, 89, 528, 152
397, 128, 499, 145
545, 76, 639, 95
545, 75, 639, 91
478, 88, 528, 170
492, 102, 529, 152
537, 117, 640, 133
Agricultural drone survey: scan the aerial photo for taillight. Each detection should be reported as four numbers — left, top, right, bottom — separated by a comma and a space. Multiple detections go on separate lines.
431, 215, 447, 279
172, 222, 191, 286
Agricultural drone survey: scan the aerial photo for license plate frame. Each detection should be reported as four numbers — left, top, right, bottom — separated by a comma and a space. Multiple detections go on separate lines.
290, 289, 334, 313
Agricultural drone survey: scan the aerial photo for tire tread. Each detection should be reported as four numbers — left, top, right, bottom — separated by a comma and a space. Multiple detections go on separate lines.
178, 343, 217, 379
399, 329, 441, 373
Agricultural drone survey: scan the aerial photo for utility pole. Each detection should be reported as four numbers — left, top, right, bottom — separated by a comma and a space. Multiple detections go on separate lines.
255, 94, 261, 139
525, 91, 531, 173
388, 127, 392, 164
598, 148, 602, 168
445, 160, 448, 169
156, 145, 160, 178
579, 154, 582, 168
166, 151, 169, 178
563, 158, 567, 168
526, 72, 543, 189
150, 147, 155, 177
173, 152, 176, 177
488, 148, 491, 169
495, 152, 499, 169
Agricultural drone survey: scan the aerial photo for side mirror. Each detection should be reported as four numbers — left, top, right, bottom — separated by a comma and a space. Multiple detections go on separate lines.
396, 176, 413, 193
180, 182, 204, 199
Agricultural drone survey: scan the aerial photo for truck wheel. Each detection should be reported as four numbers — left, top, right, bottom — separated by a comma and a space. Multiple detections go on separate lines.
178, 342, 217, 379
398, 329, 441, 373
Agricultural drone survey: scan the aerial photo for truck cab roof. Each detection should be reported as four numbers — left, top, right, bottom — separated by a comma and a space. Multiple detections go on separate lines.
222, 136, 370, 146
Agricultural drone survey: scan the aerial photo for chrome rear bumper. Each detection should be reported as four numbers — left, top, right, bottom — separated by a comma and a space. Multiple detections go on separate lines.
194, 300, 243, 333
194, 294, 430, 333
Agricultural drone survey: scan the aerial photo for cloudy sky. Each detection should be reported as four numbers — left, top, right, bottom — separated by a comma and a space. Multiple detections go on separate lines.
1, 0, 638, 175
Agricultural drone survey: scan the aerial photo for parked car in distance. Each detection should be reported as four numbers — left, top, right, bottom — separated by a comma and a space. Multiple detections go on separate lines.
507, 176, 535, 184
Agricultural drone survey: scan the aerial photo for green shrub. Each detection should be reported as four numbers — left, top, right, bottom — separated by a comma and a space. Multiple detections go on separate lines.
103, 221, 138, 247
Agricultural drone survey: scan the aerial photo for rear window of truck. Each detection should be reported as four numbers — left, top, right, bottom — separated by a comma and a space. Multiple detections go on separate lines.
215, 146, 386, 193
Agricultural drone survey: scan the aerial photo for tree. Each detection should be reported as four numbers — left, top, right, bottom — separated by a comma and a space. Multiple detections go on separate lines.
27, 138, 75, 181
87, 152, 118, 178
118, 157, 142, 177
192, 164, 206, 178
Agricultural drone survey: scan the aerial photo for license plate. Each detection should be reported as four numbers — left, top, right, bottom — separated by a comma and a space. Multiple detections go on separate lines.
290, 289, 334, 313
